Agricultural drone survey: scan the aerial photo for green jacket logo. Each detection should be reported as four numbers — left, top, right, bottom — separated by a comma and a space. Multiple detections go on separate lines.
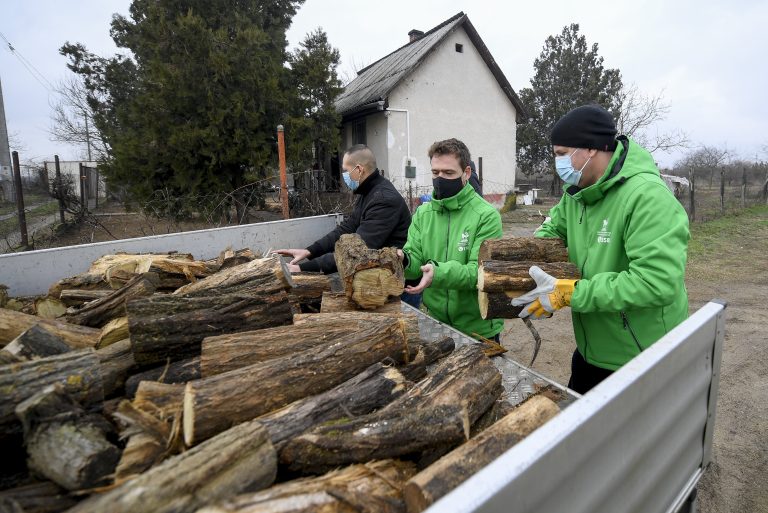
597, 218, 611, 244
458, 230, 470, 252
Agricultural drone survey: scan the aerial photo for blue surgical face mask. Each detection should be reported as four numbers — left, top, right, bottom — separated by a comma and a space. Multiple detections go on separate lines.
342, 165, 360, 191
555, 149, 591, 186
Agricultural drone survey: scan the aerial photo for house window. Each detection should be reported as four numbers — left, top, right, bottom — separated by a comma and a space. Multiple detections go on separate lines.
352, 119, 366, 145
455, 43, 463, 53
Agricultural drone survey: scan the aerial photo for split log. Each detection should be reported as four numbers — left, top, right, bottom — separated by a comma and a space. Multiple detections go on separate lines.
198, 459, 416, 513
128, 292, 293, 367
96, 338, 136, 398
0, 309, 100, 349
124, 357, 201, 397
96, 316, 129, 349
174, 256, 293, 297
65, 273, 159, 328
477, 261, 581, 293
479, 291, 523, 320
47, 275, 110, 300
404, 395, 560, 512
33, 298, 67, 319
287, 272, 343, 309
0, 325, 71, 364
257, 361, 408, 449
320, 291, 402, 313
183, 317, 407, 445
0, 481, 78, 513
114, 382, 184, 480
59, 289, 113, 307
280, 345, 501, 474
0, 349, 103, 438
334, 234, 404, 309
66, 420, 276, 513
15, 385, 120, 491
478, 237, 568, 263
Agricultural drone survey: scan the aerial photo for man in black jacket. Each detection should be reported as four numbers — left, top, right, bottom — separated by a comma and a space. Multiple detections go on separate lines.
276, 144, 411, 274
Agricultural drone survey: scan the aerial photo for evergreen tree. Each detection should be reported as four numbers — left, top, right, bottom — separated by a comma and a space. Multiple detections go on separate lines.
517, 24, 623, 177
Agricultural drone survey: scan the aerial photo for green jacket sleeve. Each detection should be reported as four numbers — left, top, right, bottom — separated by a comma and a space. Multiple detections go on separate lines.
431, 209, 503, 290
571, 183, 689, 313
535, 195, 568, 239
402, 210, 425, 280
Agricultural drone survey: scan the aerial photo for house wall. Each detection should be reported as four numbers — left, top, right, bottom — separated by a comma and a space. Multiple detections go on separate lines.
341, 111, 389, 181
385, 26, 517, 206
43, 161, 106, 199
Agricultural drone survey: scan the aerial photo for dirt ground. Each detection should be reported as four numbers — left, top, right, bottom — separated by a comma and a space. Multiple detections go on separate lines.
499, 206, 768, 512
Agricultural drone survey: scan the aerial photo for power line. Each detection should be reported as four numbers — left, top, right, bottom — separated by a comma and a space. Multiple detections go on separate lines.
0, 30, 55, 93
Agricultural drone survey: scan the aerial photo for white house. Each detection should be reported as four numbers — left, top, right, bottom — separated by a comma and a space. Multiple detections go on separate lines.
334, 12, 526, 206
42, 160, 106, 202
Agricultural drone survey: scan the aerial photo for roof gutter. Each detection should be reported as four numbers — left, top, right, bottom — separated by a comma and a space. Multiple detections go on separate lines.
339, 100, 385, 122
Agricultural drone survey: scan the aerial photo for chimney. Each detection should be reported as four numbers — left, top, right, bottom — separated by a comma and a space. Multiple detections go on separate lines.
408, 29, 425, 43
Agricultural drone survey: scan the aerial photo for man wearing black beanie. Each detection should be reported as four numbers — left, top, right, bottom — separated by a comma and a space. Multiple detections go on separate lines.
511, 104, 690, 394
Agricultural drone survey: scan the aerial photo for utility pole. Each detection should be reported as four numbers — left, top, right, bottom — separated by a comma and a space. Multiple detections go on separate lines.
84, 114, 93, 162
0, 76, 14, 201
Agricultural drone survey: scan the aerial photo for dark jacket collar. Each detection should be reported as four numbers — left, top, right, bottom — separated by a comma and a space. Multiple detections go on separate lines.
354, 169, 382, 196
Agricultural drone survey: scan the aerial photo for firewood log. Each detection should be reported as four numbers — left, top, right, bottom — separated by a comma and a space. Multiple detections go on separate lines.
173, 255, 292, 297
183, 317, 407, 446
399, 337, 456, 382
33, 298, 67, 319
198, 459, 416, 513
65, 273, 159, 328
320, 291, 402, 313
0, 325, 71, 364
127, 292, 293, 367
0, 480, 78, 513
203, 248, 257, 273
96, 338, 135, 398
333, 234, 404, 309
15, 385, 120, 491
124, 357, 201, 397
287, 272, 343, 306
478, 236, 568, 263
96, 316, 129, 349
59, 289, 112, 307
293, 311, 420, 349
478, 291, 524, 320
403, 395, 560, 512
477, 261, 581, 293
65, 420, 276, 513
0, 349, 103, 438
0, 309, 100, 349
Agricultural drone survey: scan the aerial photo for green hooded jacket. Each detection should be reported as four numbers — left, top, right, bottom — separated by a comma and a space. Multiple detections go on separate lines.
537, 136, 690, 370
403, 183, 504, 340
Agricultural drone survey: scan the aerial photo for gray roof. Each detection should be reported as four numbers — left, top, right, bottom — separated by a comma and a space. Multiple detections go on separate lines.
334, 12, 526, 121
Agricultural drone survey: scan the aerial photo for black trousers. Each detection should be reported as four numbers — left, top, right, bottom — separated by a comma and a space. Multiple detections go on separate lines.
567, 349, 614, 395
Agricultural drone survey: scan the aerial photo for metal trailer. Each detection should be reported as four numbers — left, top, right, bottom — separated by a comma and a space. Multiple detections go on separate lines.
0, 215, 724, 513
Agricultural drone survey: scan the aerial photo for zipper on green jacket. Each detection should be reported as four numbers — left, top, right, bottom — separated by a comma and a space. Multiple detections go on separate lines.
445, 210, 451, 325
621, 311, 643, 352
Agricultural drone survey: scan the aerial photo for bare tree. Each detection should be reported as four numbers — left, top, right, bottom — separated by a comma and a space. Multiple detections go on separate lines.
616, 84, 689, 154
7, 130, 27, 154
49, 75, 106, 161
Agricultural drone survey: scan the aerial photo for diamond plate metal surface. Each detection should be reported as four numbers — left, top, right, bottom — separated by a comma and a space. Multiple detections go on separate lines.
400, 302, 578, 407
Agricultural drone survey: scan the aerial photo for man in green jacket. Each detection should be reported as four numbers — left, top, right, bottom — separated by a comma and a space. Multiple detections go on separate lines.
400, 138, 503, 341
512, 105, 690, 394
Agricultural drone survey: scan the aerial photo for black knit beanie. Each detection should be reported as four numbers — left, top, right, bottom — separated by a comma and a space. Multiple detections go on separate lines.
550, 105, 618, 152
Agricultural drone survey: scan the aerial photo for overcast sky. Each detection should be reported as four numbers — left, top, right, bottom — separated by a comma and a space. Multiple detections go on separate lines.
1, 0, 766, 168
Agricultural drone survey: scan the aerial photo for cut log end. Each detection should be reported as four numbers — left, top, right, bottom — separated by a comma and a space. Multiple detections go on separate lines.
183, 382, 196, 447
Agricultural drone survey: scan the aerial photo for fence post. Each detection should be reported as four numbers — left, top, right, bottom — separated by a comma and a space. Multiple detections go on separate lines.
54, 155, 65, 223
95, 167, 99, 209
79, 162, 87, 215
719, 167, 725, 213
478, 157, 483, 189
741, 166, 747, 209
408, 180, 413, 214
11, 151, 28, 249
688, 167, 695, 222
277, 125, 289, 219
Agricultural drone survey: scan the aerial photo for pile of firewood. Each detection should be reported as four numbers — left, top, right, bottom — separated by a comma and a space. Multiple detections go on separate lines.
477, 237, 581, 319
0, 239, 561, 513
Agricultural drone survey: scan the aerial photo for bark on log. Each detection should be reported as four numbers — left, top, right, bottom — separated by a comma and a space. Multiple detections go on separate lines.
65, 420, 276, 513
60, 289, 112, 307
203, 248, 257, 274
0, 349, 104, 438
0, 325, 71, 363
334, 234, 404, 309
0, 481, 78, 513
479, 291, 523, 320
399, 337, 456, 382
257, 361, 408, 449
320, 291, 402, 313
124, 357, 201, 397
0, 309, 100, 349
404, 395, 560, 512
96, 316, 129, 349
280, 404, 470, 475
197, 459, 416, 513
477, 261, 581, 293
287, 272, 343, 309
174, 256, 292, 297
293, 311, 420, 351
478, 237, 568, 263
15, 385, 120, 491
183, 317, 407, 446
128, 292, 293, 367
65, 273, 159, 328
96, 338, 135, 398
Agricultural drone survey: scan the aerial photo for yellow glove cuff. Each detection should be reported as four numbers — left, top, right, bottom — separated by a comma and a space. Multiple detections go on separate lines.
549, 279, 578, 310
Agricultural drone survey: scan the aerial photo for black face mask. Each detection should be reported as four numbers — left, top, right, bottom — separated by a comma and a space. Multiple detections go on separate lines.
432, 176, 465, 200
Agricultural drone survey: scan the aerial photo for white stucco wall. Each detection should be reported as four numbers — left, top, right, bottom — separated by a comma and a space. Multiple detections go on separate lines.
341, 112, 389, 177
385, 27, 518, 202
